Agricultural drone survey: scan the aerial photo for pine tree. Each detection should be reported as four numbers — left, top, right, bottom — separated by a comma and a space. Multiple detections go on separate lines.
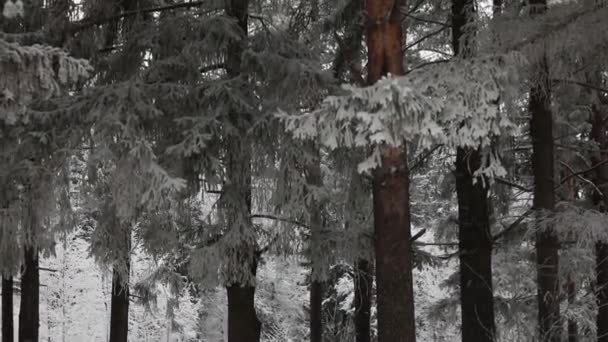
366, 0, 417, 340
528, 0, 561, 338
451, 0, 496, 339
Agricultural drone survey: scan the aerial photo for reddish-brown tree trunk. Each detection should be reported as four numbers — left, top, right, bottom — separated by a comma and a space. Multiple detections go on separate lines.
367, 0, 416, 341
2, 276, 13, 342
18, 246, 39, 342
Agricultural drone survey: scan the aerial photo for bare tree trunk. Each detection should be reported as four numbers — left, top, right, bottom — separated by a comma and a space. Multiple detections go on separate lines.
366, 0, 416, 341
2, 276, 13, 342
18, 245, 39, 342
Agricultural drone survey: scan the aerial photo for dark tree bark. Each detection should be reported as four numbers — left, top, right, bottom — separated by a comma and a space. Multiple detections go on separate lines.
310, 280, 323, 342
529, 40, 561, 342
590, 103, 608, 342
109, 264, 130, 342
451, 0, 496, 340
223, 1, 260, 342
367, 0, 416, 341
455, 149, 496, 342
227, 283, 260, 342
354, 259, 372, 342
597, 243, 608, 342
18, 246, 39, 342
347, 168, 373, 342
306, 144, 325, 342
2, 276, 13, 342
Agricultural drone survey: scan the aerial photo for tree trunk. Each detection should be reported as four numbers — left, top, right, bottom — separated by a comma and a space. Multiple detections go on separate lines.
354, 259, 372, 342
347, 168, 373, 342
306, 144, 325, 342
223, 2, 260, 342
590, 102, 608, 342
18, 246, 39, 342
455, 149, 496, 342
109, 263, 130, 342
367, 0, 416, 341
310, 280, 323, 342
530, 56, 560, 342
451, 0, 496, 340
2, 276, 13, 342
227, 284, 261, 342
597, 243, 608, 342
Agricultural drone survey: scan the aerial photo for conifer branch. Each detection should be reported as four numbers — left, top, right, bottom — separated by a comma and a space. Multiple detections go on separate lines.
404, 14, 450, 27
409, 144, 442, 172
495, 177, 531, 192
251, 214, 309, 229
551, 79, 608, 94
492, 208, 533, 243
70, 1, 209, 33
403, 26, 448, 52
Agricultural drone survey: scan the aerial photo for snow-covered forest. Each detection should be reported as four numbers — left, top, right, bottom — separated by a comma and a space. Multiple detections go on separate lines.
1, 0, 608, 341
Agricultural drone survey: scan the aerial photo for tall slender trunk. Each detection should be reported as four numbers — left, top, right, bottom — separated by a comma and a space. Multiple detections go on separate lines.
306, 144, 325, 342
451, 0, 496, 340
347, 169, 372, 342
597, 243, 608, 342
530, 54, 560, 342
2, 276, 13, 342
354, 259, 372, 342
330, 1, 369, 337
223, 2, 260, 341
18, 246, 39, 342
109, 221, 131, 342
590, 102, 608, 342
367, 0, 416, 341
455, 149, 495, 341
109, 262, 130, 342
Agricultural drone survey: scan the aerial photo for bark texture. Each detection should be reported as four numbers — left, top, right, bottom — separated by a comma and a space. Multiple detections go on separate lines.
109, 265, 130, 342
590, 103, 608, 342
2, 276, 13, 342
306, 145, 325, 342
18, 246, 39, 342
354, 259, 372, 342
367, 0, 416, 341
224, 1, 261, 342
529, 55, 560, 342
455, 149, 495, 342
452, 0, 496, 339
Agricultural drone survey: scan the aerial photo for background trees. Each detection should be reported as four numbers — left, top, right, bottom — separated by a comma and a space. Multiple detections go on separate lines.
2, 0, 608, 341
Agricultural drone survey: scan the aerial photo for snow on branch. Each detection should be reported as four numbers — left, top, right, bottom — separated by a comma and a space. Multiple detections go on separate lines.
279, 53, 524, 178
